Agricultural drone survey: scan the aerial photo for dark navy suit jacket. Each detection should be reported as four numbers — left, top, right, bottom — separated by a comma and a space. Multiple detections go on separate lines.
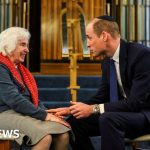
88, 39, 150, 123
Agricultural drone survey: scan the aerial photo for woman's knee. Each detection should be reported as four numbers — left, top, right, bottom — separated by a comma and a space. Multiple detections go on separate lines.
58, 132, 69, 142
41, 134, 52, 144
33, 135, 52, 150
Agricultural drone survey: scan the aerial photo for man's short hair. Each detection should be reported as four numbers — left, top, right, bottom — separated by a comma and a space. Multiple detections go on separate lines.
93, 15, 120, 38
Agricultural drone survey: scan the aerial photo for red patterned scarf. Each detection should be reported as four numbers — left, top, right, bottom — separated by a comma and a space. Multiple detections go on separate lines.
0, 53, 38, 107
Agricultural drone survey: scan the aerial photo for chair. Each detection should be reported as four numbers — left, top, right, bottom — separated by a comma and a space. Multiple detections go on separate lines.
90, 135, 150, 150
126, 134, 150, 150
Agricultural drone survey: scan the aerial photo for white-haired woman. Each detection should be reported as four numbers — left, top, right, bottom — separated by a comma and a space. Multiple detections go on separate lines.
0, 27, 71, 150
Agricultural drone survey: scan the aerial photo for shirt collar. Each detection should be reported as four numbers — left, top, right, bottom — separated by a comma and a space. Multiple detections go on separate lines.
112, 44, 120, 63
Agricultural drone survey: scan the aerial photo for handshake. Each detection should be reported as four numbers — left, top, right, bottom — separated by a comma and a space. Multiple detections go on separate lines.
46, 101, 95, 119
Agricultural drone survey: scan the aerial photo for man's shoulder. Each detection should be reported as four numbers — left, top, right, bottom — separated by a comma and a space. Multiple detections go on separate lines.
127, 41, 150, 53
121, 40, 150, 61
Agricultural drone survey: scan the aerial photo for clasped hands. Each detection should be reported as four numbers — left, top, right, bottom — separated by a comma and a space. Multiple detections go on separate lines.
45, 112, 71, 128
46, 101, 93, 120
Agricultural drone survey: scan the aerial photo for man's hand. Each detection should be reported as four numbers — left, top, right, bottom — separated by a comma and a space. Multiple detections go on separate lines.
46, 107, 70, 118
45, 113, 71, 128
69, 101, 93, 119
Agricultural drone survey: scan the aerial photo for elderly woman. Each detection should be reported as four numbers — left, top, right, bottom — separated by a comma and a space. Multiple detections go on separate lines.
0, 27, 71, 150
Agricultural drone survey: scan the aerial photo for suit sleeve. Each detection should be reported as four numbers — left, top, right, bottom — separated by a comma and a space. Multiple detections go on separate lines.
0, 65, 47, 120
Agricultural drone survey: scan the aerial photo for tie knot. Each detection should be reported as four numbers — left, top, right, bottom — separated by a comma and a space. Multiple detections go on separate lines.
110, 59, 115, 64
110, 59, 116, 69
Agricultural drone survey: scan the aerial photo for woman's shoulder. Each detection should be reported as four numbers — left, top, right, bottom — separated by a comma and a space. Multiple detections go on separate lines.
0, 64, 12, 80
0, 64, 10, 73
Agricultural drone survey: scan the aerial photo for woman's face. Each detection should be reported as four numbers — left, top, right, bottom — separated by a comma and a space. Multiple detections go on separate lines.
9, 39, 29, 66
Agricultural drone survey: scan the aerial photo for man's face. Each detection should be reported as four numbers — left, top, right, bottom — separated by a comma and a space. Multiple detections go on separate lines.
86, 23, 106, 57
9, 39, 29, 65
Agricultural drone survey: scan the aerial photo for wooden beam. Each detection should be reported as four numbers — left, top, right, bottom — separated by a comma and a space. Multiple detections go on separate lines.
40, 62, 102, 75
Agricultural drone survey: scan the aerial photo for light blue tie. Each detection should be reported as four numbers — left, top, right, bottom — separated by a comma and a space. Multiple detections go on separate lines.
110, 59, 118, 102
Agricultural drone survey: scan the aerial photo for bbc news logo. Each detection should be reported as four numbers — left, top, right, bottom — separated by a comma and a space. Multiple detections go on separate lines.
0, 129, 19, 139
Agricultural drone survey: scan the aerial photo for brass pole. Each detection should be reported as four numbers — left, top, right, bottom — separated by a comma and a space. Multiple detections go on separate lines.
67, 0, 80, 102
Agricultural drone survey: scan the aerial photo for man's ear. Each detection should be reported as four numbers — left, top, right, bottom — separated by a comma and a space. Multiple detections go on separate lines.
101, 31, 108, 42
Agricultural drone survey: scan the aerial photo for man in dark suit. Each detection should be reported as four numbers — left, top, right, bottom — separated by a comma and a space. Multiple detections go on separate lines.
48, 16, 150, 150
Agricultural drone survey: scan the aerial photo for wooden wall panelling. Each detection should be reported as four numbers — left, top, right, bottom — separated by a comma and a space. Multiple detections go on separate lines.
77, 3, 86, 58
41, 0, 62, 60
83, 0, 105, 25
82, 0, 88, 22
66, 0, 73, 55
40, 62, 102, 75
89, 0, 94, 19
41, 0, 105, 61
57, 0, 62, 59
73, 2, 83, 58
83, 0, 93, 22
66, 0, 83, 59
41, 0, 48, 60
72, 0, 78, 43
52, 0, 57, 59
53, 0, 60, 59
99, 0, 106, 16
40, 0, 106, 75
47, 0, 51, 59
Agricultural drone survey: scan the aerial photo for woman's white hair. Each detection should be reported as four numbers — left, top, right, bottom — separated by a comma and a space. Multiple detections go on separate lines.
0, 27, 31, 56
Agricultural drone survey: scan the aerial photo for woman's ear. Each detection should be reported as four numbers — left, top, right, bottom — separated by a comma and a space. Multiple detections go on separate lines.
4, 45, 8, 50
4, 45, 10, 56
4, 45, 8, 54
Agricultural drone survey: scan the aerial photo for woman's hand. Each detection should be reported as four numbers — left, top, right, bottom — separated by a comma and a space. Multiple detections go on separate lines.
45, 113, 71, 128
46, 107, 71, 118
